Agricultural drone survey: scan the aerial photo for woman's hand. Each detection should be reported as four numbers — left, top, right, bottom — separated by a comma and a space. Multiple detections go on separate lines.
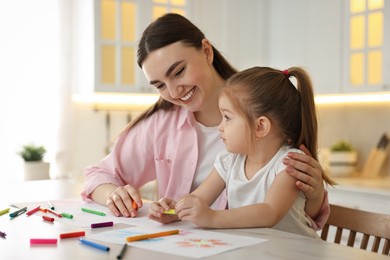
175, 194, 215, 228
148, 198, 179, 224
283, 144, 325, 218
105, 184, 143, 218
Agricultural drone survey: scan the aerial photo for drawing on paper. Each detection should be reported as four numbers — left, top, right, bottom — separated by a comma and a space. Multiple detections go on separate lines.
177, 239, 229, 248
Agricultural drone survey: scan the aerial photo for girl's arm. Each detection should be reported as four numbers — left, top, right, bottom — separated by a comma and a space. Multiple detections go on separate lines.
191, 168, 226, 205
178, 170, 298, 228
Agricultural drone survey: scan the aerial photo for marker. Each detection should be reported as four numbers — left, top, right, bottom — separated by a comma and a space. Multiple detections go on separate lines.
132, 200, 138, 210
47, 201, 54, 210
39, 207, 48, 213
91, 221, 114, 228
126, 229, 179, 242
9, 207, 27, 218
116, 243, 127, 259
0, 231, 6, 239
59, 231, 85, 239
61, 212, 73, 219
79, 238, 110, 251
30, 238, 58, 245
47, 208, 62, 218
42, 215, 55, 222
163, 209, 176, 215
81, 207, 106, 216
26, 205, 41, 216
0, 208, 10, 216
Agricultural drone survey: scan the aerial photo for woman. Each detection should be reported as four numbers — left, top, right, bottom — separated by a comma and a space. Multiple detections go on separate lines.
81, 13, 328, 228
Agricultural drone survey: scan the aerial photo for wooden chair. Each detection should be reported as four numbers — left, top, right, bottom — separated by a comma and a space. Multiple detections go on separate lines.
321, 204, 390, 255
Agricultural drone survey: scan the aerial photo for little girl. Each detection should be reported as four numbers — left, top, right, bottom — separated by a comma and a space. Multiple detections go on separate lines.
149, 66, 334, 238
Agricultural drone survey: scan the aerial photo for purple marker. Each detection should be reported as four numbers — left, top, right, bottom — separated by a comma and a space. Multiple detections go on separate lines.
90, 221, 114, 228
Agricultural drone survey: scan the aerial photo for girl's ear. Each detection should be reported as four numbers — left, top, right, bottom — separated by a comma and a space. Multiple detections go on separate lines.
255, 116, 271, 139
202, 39, 214, 64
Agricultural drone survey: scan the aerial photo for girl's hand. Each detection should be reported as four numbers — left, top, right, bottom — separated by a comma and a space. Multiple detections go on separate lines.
175, 194, 215, 228
148, 198, 179, 224
106, 184, 143, 218
283, 144, 324, 200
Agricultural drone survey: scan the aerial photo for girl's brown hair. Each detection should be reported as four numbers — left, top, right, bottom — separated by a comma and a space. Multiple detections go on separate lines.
123, 13, 237, 132
222, 66, 334, 185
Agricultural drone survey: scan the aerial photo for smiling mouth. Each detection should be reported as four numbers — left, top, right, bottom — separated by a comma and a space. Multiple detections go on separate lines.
180, 87, 195, 101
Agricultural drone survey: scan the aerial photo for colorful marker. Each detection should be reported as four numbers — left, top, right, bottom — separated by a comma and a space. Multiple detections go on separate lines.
116, 243, 127, 259
91, 221, 114, 228
132, 200, 138, 210
42, 215, 55, 222
126, 229, 179, 242
163, 209, 176, 215
61, 212, 73, 219
26, 205, 41, 216
9, 207, 27, 218
0, 208, 10, 216
59, 231, 85, 239
81, 207, 106, 216
47, 208, 62, 218
79, 238, 110, 251
30, 238, 58, 245
47, 201, 55, 210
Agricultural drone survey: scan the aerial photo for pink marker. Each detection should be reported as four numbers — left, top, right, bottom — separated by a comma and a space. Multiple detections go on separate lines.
26, 205, 41, 216
30, 238, 58, 245
91, 221, 114, 228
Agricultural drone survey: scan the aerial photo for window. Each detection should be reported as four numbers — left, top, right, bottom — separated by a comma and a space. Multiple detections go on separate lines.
95, 0, 187, 93
346, 0, 387, 91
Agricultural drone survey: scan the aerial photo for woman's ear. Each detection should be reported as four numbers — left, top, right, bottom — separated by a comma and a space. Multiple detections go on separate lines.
202, 39, 214, 64
255, 116, 271, 139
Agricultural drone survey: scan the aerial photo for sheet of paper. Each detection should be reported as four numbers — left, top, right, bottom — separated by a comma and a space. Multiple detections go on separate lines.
11, 198, 155, 228
89, 226, 267, 258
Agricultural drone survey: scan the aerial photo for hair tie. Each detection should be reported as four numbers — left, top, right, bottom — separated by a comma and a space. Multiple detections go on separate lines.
282, 69, 289, 77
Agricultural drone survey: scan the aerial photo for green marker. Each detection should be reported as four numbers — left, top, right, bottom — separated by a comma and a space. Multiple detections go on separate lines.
61, 212, 74, 219
81, 207, 106, 216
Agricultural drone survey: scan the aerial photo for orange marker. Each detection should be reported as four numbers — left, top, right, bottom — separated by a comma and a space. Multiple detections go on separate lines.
59, 231, 85, 239
47, 208, 62, 218
132, 200, 138, 210
126, 229, 179, 242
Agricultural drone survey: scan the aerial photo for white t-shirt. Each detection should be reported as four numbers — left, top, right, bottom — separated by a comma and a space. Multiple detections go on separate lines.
214, 146, 318, 238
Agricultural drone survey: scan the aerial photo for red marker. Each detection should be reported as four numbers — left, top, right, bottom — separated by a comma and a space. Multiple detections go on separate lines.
59, 231, 85, 239
26, 205, 41, 216
42, 215, 54, 222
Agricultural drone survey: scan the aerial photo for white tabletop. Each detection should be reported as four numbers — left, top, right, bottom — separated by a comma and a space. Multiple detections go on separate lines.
0, 179, 387, 259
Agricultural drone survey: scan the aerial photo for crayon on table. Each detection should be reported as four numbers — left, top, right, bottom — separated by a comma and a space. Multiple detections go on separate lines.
79, 238, 110, 251
91, 221, 114, 228
47, 208, 62, 218
116, 243, 127, 259
26, 205, 41, 216
0, 208, 10, 216
42, 215, 55, 222
61, 212, 73, 219
126, 229, 179, 242
47, 201, 55, 210
9, 207, 27, 218
30, 238, 58, 245
60, 231, 85, 239
81, 207, 106, 216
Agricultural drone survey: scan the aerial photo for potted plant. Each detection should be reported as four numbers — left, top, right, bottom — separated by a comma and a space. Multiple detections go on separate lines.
17, 144, 50, 180
328, 140, 358, 177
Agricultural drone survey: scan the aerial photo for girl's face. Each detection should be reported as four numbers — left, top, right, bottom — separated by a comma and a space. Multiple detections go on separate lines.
142, 40, 219, 113
218, 94, 251, 154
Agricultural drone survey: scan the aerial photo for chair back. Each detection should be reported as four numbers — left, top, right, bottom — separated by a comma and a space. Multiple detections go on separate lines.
321, 204, 390, 255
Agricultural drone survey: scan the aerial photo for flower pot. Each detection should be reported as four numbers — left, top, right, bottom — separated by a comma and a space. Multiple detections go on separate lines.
23, 161, 50, 180
328, 151, 357, 177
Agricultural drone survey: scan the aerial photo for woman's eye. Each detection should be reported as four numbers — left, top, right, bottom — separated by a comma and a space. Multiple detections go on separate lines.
175, 67, 185, 77
156, 83, 165, 90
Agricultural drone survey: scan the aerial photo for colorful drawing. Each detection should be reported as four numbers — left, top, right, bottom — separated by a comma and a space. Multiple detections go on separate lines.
177, 238, 229, 248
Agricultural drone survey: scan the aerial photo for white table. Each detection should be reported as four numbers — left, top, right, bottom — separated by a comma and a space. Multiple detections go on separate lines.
0, 179, 387, 259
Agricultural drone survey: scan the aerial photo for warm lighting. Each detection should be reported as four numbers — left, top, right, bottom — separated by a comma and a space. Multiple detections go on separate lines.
315, 92, 390, 104
72, 93, 159, 110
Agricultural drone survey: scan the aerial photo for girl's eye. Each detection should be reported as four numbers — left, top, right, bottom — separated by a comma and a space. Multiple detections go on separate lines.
175, 67, 185, 77
223, 115, 230, 121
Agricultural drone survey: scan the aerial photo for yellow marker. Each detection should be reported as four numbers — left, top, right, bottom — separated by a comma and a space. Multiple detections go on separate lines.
163, 209, 176, 215
0, 208, 10, 216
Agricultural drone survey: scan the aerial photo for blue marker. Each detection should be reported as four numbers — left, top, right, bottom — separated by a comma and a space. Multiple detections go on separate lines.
9, 207, 27, 218
79, 238, 110, 251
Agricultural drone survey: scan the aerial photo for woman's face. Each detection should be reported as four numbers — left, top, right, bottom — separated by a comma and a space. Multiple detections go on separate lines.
142, 40, 219, 112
